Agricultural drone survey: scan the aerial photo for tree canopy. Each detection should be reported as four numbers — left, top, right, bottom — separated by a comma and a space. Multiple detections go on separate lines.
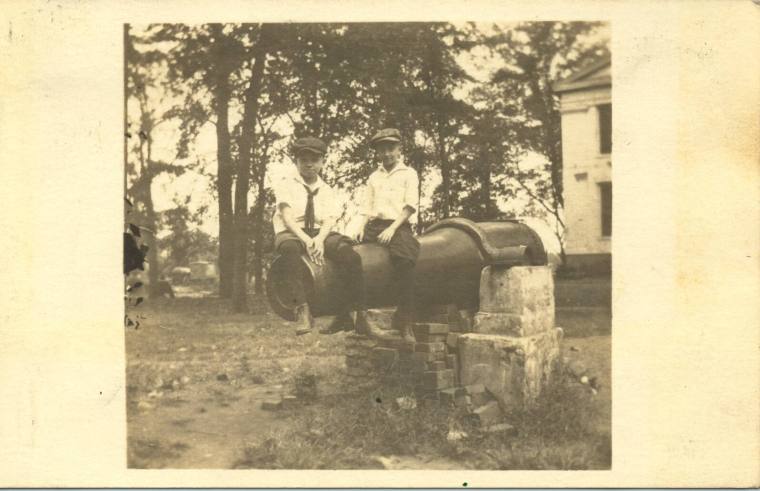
125, 21, 609, 308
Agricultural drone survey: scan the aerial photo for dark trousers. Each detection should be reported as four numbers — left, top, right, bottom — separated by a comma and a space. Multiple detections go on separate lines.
362, 219, 420, 315
275, 230, 366, 312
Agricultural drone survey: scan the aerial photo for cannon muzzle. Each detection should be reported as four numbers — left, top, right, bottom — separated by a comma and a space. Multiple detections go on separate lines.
266, 218, 547, 321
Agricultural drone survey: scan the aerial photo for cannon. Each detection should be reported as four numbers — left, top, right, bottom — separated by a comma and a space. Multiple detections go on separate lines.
266, 217, 548, 321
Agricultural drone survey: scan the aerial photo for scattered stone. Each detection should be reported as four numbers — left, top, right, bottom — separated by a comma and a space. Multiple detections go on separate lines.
309, 428, 325, 438
472, 400, 503, 426
439, 387, 466, 405
137, 401, 155, 411
570, 345, 580, 352
147, 390, 163, 399
464, 384, 490, 406
484, 423, 516, 435
281, 395, 299, 409
446, 429, 468, 442
261, 399, 282, 411
153, 377, 164, 389
580, 375, 589, 385
171, 379, 181, 390
394, 396, 417, 410
589, 377, 600, 391
250, 375, 264, 384
566, 361, 587, 378
455, 394, 472, 409
216, 373, 229, 382
180, 376, 190, 385
177, 347, 187, 352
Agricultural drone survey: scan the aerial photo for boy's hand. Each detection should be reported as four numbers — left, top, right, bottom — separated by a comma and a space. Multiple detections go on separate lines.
309, 237, 325, 266
353, 227, 365, 243
377, 225, 396, 245
301, 236, 315, 251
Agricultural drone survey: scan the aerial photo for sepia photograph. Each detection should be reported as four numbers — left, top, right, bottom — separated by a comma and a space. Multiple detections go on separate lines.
1, 0, 758, 486
123, 21, 612, 470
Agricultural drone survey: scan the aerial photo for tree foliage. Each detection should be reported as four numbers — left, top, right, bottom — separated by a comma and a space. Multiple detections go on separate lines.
125, 21, 609, 303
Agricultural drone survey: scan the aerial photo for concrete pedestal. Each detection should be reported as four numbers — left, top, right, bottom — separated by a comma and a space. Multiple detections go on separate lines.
463, 265, 560, 406
459, 329, 562, 407
475, 265, 555, 335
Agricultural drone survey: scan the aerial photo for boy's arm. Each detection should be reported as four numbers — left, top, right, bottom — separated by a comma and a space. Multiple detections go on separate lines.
274, 180, 313, 246
377, 170, 418, 244
314, 188, 340, 244
354, 177, 375, 241
279, 205, 314, 246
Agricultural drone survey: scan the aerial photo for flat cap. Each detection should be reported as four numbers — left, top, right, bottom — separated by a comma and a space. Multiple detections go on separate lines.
292, 136, 327, 155
370, 128, 401, 147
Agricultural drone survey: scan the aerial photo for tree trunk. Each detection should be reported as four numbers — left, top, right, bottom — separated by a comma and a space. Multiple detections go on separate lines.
138, 140, 161, 298
144, 212, 161, 297
215, 81, 234, 298
436, 119, 451, 218
252, 175, 266, 295
480, 147, 492, 219
232, 28, 270, 313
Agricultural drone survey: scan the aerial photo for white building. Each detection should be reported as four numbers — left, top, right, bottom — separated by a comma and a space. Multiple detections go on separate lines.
554, 56, 612, 275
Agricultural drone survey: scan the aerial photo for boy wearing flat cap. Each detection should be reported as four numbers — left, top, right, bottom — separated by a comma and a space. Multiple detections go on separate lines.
273, 136, 375, 336
353, 128, 420, 343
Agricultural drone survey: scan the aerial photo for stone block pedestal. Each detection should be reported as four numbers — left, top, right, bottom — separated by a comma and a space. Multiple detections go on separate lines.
464, 265, 560, 406
459, 329, 562, 407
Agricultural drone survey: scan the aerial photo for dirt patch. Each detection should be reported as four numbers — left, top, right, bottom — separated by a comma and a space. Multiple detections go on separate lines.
126, 295, 610, 469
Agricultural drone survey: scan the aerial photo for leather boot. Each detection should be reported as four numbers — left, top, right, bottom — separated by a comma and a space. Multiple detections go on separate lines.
355, 310, 392, 340
294, 303, 314, 336
320, 311, 353, 335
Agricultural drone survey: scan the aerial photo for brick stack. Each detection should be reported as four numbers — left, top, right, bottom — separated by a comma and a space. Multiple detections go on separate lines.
342, 307, 514, 430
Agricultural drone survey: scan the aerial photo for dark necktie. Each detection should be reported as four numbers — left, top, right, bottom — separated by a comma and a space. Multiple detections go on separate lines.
303, 185, 319, 237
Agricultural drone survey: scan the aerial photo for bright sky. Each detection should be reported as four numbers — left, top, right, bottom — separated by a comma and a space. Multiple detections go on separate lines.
137, 22, 610, 255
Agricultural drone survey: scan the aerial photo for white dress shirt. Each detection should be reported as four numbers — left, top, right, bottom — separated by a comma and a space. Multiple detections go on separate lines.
361, 162, 420, 220
272, 171, 340, 235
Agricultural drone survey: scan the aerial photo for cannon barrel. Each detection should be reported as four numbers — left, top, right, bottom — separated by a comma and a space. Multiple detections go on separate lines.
266, 218, 547, 321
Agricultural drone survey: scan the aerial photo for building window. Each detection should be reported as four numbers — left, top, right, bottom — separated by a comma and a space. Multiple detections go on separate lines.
599, 181, 612, 237
598, 103, 612, 154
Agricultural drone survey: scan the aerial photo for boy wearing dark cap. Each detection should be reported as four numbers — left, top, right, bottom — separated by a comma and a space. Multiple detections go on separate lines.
353, 128, 420, 343
273, 137, 375, 336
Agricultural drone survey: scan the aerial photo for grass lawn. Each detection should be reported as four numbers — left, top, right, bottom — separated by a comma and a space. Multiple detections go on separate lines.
125, 278, 611, 469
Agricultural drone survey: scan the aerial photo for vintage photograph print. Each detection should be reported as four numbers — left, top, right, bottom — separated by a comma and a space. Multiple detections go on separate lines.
124, 21, 611, 470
